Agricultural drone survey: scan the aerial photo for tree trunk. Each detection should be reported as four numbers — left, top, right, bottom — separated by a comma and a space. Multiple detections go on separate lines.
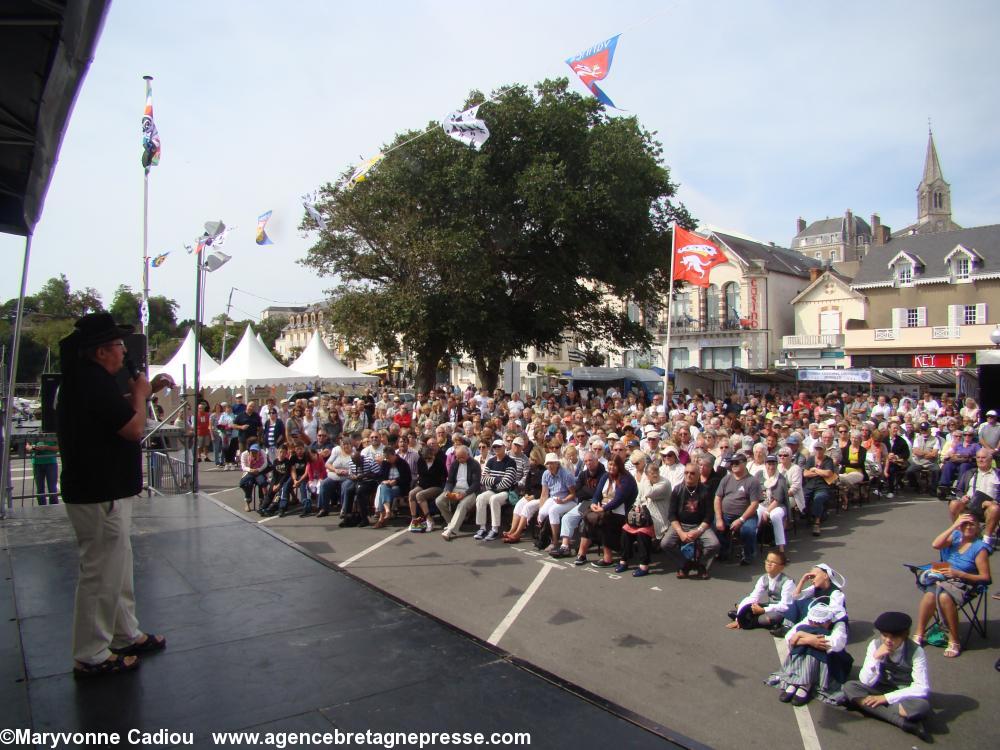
474, 354, 501, 392
414, 342, 446, 393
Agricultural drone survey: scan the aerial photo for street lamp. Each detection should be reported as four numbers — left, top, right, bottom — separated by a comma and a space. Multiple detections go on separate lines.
990, 325, 1000, 349
191, 221, 228, 493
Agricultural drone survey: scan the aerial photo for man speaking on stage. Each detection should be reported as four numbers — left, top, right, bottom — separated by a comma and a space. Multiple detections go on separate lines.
57, 312, 174, 677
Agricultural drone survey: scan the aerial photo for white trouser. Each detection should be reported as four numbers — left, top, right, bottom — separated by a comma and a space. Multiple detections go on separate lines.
64, 499, 142, 665
513, 497, 540, 519
537, 497, 577, 527
475, 490, 508, 528
757, 504, 787, 547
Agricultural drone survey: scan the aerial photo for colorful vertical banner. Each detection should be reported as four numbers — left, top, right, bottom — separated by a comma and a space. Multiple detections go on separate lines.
141, 76, 161, 169
256, 211, 273, 245
151, 252, 169, 267
566, 34, 621, 108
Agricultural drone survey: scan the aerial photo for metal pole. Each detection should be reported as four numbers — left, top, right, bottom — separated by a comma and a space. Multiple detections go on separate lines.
192, 259, 203, 494
142, 167, 150, 364
662, 223, 677, 402
220, 286, 234, 361
1, 233, 34, 514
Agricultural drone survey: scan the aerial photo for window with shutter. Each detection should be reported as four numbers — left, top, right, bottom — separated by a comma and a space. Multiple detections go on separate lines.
975, 303, 987, 324
947, 305, 961, 327
916, 307, 927, 327
891, 308, 903, 329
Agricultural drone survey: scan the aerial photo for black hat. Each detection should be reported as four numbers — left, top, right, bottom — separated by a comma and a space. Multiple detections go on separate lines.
873, 611, 911, 634
729, 452, 747, 464
74, 312, 133, 348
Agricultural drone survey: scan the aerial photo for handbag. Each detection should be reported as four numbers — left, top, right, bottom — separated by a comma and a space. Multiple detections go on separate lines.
627, 502, 651, 528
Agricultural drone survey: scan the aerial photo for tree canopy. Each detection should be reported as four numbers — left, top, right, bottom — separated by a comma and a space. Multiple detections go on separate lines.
301, 78, 692, 391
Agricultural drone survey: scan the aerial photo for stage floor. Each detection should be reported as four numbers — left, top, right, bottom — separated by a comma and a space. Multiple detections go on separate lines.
0, 495, 686, 749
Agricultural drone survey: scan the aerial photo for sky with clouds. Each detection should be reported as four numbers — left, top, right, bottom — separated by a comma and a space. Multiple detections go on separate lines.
3, 0, 999, 323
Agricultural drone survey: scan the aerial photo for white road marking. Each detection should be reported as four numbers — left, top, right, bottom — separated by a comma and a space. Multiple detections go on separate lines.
487, 561, 561, 646
650, 586, 662, 591
257, 515, 279, 525
772, 636, 823, 750
208, 487, 241, 496
339, 528, 409, 568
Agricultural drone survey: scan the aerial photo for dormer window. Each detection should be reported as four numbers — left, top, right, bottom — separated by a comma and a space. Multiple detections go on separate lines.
943, 244, 981, 284
896, 264, 912, 286
955, 256, 970, 280
887, 251, 922, 287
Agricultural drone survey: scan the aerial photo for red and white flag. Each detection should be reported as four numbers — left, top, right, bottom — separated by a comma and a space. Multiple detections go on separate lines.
672, 227, 726, 287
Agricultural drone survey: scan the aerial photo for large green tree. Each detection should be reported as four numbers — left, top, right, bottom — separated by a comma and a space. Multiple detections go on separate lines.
301, 78, 692, 391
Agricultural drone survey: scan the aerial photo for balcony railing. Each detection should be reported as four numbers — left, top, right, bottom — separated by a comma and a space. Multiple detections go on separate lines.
931, 326, 961, 339
874, 328, 898, 341
654, 318, 749, 334
781, 334, 844, 349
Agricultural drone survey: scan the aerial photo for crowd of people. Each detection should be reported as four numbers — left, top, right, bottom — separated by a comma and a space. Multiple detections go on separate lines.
212, 382, 995, 740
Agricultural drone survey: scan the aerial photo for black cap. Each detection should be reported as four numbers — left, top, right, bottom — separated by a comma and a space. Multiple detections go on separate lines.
729, 452, 747, 464
73, 312, 133, 348
873, 611, 912, 634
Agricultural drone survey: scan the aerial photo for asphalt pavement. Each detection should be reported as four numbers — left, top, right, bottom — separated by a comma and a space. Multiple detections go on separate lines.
195, 467, 999, 748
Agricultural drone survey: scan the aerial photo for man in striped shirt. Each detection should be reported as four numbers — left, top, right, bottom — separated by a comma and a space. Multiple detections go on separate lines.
473, 440, 520, 541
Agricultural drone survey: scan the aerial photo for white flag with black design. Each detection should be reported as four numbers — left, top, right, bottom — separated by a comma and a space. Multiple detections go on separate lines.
442, 104, 490, 150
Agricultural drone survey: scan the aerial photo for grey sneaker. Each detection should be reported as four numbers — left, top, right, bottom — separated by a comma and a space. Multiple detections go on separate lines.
473, 528, 487, 540
484, 529, 500, 541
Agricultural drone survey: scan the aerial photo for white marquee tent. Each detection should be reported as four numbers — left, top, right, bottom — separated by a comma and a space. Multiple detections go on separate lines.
149, 328, 219, 386
202, 325, 309, 388
288, 330, 378, 384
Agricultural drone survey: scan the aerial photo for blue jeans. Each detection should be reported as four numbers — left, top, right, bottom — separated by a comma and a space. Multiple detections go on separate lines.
318, 477, 346, 511
804, 486, 831, 521
212, 434, 224, 465
34, 463, 59, 505
722, 513, 759, 561
375, 484, 402, 512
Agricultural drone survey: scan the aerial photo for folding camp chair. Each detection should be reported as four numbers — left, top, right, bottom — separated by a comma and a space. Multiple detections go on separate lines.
903, 563, 990, 649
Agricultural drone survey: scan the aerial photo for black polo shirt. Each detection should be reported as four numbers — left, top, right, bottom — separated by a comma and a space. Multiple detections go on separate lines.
57, 359, 141, 503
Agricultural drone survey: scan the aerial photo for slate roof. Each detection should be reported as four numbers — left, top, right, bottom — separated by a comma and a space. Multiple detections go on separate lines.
712, 232, 822, 277
795, 215, 872, 240
851, 224, 1000, 288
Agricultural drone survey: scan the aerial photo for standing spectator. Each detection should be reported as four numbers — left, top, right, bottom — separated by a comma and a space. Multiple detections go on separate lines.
195, 402, 211, 462
27, 436, 60, 505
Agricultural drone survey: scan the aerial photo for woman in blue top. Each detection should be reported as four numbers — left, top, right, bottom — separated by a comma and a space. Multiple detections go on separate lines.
913, 513, 992, 658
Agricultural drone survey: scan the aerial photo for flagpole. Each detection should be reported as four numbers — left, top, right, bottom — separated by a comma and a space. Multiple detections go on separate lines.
663, 222, 676, 403
141, 75, 153, 374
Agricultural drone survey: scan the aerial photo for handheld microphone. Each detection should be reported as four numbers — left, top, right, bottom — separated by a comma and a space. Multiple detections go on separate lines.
125, 356, 141, 381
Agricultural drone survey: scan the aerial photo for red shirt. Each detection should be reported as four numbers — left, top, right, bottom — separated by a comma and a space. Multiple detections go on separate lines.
197, 411, 210, 437
393, 410, 412, 429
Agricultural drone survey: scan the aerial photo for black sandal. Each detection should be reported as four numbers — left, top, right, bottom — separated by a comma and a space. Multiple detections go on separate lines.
73, 654, 140, 678
112, 633, 166, 656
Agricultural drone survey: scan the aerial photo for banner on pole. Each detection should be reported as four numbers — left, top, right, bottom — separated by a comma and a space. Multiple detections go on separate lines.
302, 194, 328, 232
151, 252, 169, 267
672, 227, 726, 287
141, 77, 161, 169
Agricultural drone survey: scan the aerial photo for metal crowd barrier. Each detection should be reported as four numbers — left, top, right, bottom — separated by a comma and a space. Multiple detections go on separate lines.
3, 424, 192, 510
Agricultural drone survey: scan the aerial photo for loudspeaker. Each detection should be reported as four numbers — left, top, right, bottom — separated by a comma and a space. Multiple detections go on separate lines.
978, 364, 1000, 416
41, 374, 61, 433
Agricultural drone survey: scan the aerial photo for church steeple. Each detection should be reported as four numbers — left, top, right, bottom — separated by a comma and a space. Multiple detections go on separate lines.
916, 126, 954, 232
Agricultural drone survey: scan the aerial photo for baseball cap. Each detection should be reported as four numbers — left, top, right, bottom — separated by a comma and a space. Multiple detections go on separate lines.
765, 454, 778, 463
512, 437, 525, 446
491, 439, 505, 447
249, 443, 260, 451
544, 452, 560, 464
729, 452, 747, 464
988, 410, 998, 417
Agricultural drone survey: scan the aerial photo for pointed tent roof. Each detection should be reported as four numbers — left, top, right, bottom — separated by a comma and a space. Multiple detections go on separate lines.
288, 331, 378, 383
202, 325, 309, 388
148, 328, 219, 385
